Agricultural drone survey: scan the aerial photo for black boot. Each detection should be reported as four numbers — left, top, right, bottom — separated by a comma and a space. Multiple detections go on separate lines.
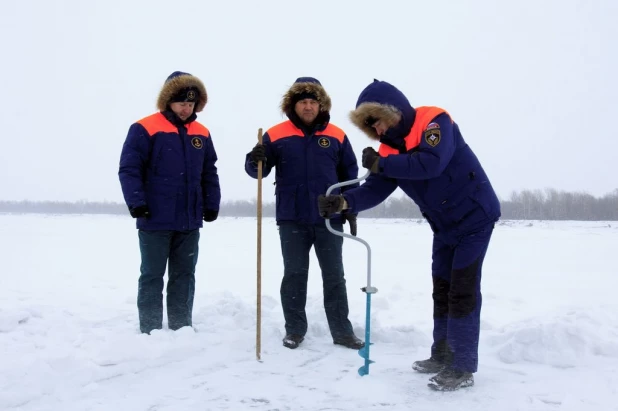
333, 334, 365, 349
283, 334, 304, 349
428, 368, 474, 391
414, 339, 453, 373
412, 357, 447, 374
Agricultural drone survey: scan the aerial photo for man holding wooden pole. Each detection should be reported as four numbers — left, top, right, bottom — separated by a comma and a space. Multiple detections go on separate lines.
245, 77, 364, 350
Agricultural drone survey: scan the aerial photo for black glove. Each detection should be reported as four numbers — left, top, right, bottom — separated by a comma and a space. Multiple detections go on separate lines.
129, 205, 150, 219
318, 194, 344, 218
362, 147, 380, 173
203, 209, 218, 222
343, 213, 358, 236
249, 144, 266, 164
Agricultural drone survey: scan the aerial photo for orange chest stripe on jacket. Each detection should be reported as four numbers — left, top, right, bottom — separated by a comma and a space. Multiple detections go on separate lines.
268, 121, 301, 142
186, 121, 210, 137
138, 113, 176, 135
137, 112, 210, 138
316, 124, 345, 143
268, 120, 345, 143
378, 106, 447, 156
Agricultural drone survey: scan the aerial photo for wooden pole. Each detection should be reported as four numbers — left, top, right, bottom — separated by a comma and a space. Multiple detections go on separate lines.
256, 128, 263, 361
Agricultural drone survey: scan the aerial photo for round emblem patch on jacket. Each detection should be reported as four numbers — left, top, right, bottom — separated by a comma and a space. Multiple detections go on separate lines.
191, 137, 203, 149
318, 137, 330, 148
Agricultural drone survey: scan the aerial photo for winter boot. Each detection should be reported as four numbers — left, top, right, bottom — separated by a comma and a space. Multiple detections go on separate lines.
283, 334, 304, 349
428, 368, 474, 391
412, 357, 447, 374
333, 334, 365, 349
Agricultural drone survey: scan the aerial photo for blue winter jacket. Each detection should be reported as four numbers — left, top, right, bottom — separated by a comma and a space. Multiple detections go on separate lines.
345, 81, 500, 236
245, 120, 359, 225
119, 111, 221, 231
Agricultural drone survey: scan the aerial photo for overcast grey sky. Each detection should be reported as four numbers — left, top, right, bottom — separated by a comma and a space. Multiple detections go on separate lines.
1, 0, 616, 203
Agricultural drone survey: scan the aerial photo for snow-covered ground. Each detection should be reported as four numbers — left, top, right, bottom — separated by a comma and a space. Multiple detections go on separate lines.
1, 215, 617, 411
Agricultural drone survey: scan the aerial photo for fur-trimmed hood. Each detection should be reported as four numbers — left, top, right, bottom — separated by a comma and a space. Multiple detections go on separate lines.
349, 79, 416, 142
157, 71, 207, 113
280, 77, 332, 116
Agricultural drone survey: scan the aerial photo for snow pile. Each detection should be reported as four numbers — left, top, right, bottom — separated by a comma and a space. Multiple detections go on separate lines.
488, 308, 618, 367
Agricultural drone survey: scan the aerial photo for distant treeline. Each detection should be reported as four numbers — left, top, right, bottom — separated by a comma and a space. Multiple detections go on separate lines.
1, 188, 617, 220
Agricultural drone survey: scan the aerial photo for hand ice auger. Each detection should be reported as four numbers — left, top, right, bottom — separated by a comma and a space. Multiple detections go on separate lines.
324, 170, 378, 376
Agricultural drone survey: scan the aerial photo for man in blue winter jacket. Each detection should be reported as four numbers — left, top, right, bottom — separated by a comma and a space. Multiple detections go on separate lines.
245, 77, 364, 350
318, 79, 501, 391
119, 71, 221, 334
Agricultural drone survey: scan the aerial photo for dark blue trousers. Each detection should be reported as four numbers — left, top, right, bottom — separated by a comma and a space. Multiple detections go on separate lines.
278, 223, 355, 339
431, 224, 494, 373
137, 229, 199, 334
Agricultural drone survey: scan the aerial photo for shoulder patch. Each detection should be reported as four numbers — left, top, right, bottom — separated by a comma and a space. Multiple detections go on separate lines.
424, 128, 441, 147
426, 122, 440, 130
